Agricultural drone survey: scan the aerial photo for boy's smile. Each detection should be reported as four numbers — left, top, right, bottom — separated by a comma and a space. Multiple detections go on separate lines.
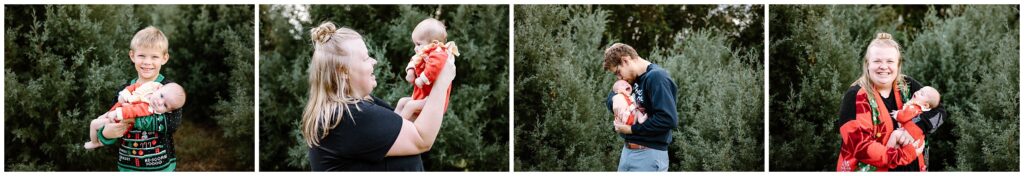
130, 47, 168, 83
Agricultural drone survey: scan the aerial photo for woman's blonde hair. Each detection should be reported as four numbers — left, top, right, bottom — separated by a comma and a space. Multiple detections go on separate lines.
852, 32, 906, 95
301, 22, 365, 147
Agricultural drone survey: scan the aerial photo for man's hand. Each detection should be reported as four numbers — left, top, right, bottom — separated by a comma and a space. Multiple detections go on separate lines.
614, 124, 633, 134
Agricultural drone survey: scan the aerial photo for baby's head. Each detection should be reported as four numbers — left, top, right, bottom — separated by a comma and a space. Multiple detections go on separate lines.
411, 18, 448, 51
913, 86, 940, 109
612, 80, 632, 95
148, 83, 187, 114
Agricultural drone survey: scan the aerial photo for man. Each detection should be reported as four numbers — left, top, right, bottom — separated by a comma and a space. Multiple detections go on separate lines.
603, 43, 678, 172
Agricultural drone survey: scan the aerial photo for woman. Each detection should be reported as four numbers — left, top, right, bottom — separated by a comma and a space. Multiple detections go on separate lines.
300, 22, 456, 171
835, 33, 947, 171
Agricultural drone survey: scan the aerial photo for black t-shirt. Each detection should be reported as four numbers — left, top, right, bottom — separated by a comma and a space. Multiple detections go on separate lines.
837, 76, 947, 171
308, 96, 424, 171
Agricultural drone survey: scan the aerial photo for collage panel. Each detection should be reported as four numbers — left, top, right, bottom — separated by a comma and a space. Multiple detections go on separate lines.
4, 4, 255, 171
768, 5, 1020, 171
257, 4, 510, 171
513, 5, 765, 171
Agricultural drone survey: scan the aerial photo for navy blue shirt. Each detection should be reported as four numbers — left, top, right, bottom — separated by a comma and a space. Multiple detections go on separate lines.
606, 63, 679, 151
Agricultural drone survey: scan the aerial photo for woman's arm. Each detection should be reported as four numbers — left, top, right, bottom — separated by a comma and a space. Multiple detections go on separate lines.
387, 54, 456, 156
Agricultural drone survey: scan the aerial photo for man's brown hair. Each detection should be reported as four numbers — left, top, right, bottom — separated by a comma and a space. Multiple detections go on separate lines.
603, 43, 640, 71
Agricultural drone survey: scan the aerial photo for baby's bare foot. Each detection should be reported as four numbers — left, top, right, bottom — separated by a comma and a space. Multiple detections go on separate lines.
83, 141, 102, 150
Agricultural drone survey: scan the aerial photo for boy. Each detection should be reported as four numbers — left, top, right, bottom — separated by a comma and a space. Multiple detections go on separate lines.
95, 26, 185, 171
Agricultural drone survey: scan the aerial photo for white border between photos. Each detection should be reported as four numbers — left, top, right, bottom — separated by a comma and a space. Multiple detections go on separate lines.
507, 3, 516, 172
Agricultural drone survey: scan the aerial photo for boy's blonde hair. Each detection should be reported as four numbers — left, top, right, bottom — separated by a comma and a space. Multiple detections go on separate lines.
130, 26, 169, 53
412, 18, 448, 43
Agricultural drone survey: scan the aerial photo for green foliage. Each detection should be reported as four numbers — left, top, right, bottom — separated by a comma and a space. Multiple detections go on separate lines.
5, 5, 254, 171
769, 5, 1019, 171
258, 5, 509, 171
514, 5, 763, 171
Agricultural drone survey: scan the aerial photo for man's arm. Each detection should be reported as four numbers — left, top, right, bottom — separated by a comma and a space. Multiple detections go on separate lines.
629, 72, 678, 135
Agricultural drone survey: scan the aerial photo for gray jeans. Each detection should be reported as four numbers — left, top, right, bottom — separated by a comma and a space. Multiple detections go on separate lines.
617, 145, 669, 171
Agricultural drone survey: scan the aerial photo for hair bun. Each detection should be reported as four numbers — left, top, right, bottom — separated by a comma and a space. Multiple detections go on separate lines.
875, 32, 892, 40
311, 22, 338, 44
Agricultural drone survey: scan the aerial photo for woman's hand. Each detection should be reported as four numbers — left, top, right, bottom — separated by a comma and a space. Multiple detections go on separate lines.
435, 53, 456, 86
399, 100, 426, 122
885, 128, 914, 148
395, 97, 412, 114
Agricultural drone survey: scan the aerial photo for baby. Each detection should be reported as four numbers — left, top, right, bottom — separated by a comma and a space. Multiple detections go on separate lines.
405, 18, 459, 92
398, 18, 459, 121
892, 86, 941, 129
84, 82, 186, 149
610, 80, 646, 126
885, 86, 940, 169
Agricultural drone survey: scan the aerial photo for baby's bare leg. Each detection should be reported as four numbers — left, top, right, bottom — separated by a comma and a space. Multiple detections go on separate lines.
84, 113, 110, 149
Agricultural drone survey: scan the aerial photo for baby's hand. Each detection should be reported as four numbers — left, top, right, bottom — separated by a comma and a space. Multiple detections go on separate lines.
118, 90, 131, 104
905, 99, 928, 111
415, 76, 430, 88
405, 69, 416, 84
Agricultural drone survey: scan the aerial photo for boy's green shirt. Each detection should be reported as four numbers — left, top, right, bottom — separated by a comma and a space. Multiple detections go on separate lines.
97, 74, 180, 171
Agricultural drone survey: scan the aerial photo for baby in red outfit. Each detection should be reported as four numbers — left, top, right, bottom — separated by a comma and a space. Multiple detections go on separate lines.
397, 18, 459, 121
84, 82, 186, 149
